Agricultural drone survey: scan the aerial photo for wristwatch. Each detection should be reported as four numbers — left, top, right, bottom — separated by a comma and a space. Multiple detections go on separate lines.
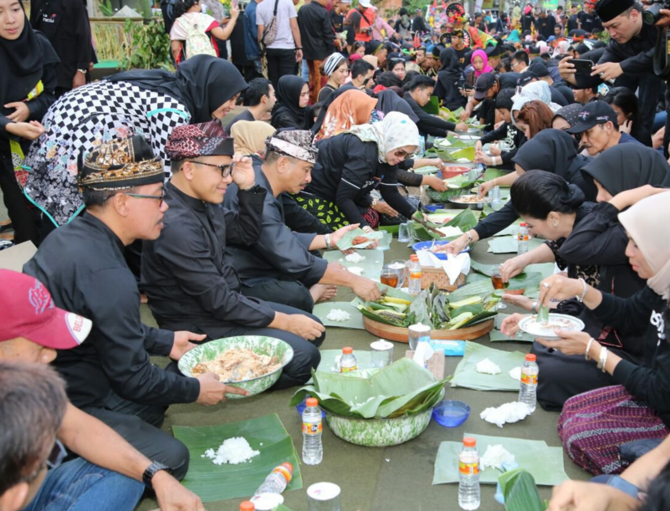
142, 461, 173, 489
371, 197, 379, 207
77, 68, 87, 74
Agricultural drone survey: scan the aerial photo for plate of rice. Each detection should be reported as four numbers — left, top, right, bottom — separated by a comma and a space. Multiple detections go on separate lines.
518, 314, 585, 340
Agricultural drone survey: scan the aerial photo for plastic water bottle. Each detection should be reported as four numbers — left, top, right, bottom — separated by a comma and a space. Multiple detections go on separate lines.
490, 186, 503, 211
418, 135, 426, 157
302, 398, 323, 465
519, 354, 539, 413
340, 347, 358, 373
239, 501, 255, 511
408, 254, 422, 296
517, 222, 529, 254
254, 462, 293, 495
458, 437, 481, 510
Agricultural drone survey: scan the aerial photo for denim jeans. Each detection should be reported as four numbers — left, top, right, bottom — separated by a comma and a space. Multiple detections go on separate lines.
24, 458, 144, 511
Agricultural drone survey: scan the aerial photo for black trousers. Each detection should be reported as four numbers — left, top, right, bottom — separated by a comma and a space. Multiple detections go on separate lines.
83, 376, 190, 480
241, 279, 314, 314
265, 48, 298, 89
0, 146, 39, 244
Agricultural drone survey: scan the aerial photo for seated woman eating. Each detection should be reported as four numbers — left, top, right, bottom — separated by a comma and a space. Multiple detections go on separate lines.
296, 112, 419, 231
502, 189, 670, 476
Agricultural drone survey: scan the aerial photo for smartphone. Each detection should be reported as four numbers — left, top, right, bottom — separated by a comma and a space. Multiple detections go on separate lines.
568, 58, 594, 74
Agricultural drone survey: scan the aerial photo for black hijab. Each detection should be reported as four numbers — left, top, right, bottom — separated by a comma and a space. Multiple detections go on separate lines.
512, 129, 597, 201
0, 5, 59, 109
438, 48, 462, 81
581, 145, 670, 196
375, 89, 420, 123
107, 55, 247, 123
271, 75, 308, 129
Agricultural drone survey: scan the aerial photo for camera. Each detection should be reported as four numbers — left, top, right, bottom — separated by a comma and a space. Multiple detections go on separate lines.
643, 0, 669, 25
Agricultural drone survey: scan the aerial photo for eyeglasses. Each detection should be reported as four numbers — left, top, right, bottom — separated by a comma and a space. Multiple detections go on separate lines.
126, 189, 165, 206
191, 160, 234, 178
393, 148, 413, 160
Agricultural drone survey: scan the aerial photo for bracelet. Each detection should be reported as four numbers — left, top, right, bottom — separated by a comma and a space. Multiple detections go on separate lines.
324, 233, 332, 250
576, 278, 587, 303
295, 47, 302, 50
77, 68, 87, 74
585, 337, 594, 361
598, 346, 608, 371
531, 301, 538, 314
466, 232, 474, 245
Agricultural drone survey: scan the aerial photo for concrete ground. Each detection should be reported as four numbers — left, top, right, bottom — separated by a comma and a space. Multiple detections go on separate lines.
0, 183, 590, 511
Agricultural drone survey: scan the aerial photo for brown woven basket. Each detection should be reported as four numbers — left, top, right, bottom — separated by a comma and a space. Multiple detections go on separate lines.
420, 268, 466, 291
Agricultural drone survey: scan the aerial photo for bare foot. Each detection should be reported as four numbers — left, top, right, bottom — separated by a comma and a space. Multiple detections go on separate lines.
310, 284, 338, 303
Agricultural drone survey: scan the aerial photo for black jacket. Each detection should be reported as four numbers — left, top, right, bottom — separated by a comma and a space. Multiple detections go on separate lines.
595, 287, 670, 427
23, 214, 200, 409
404, 94, 455, 137
141, 181, 275, 336
298, 1, 335, 61
479, 121, 526, 165
535, 15, 556, 40
412, 15, 428, 34
303, 133, 417, 227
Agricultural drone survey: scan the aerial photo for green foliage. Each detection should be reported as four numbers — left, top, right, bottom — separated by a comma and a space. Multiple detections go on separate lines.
98, 0, 114, 16
137, 0, 153, 19
499, 469, 548, 511
121, 19, 174, 71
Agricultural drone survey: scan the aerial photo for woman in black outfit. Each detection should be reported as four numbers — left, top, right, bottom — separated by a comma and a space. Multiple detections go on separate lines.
438, 129, 595, 256
271, 75, 309, 129
434, 48, 466, 111
0, 0, 59, 244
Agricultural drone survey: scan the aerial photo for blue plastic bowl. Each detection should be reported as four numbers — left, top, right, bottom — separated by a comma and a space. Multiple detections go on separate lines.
412, 240, 470, 260
423, 204, 445, 213
296, 398, 326, 418
432, 400, 471, 428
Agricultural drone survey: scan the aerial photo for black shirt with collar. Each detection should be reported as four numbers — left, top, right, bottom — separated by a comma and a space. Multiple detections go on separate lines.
297, 1, 336, 61
23, 214, 199, 410
226, 109, 256, 134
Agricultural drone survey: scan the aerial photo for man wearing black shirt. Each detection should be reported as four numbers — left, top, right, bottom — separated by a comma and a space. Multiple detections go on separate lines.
450, 29, 470, 70
536, 10, 556, 39
412, 8, 428, 35
567, 5, 581, 31
578, 3, 603, 33
298, 0, 336, 104
23, 136, 235, 479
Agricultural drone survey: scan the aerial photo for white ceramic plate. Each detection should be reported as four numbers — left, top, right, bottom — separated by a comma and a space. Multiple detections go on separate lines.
518, 313, 585, 340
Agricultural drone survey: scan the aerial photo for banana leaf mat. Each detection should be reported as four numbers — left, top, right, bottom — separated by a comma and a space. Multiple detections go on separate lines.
324, 249, 384, 281
173, 414, 302, 503
450, 342, 527, 391
312, 302, 364, 330
433, 433, 569, 486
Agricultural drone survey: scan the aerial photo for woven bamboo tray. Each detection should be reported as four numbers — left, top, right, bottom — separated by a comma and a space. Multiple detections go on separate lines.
420, 269, 466, 291
362, 317, 494, 343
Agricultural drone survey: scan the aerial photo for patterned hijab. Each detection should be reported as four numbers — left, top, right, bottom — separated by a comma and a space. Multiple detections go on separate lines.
231, 121, 276, 155
619, 191, 670, 300
348, 111, 419, 163
315, 89, 379, 141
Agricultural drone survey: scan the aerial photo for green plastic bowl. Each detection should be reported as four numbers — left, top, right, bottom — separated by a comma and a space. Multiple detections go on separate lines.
178, 336, 294, 399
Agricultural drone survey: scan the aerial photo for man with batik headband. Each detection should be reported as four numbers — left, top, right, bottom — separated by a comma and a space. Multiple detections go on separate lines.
24, 135, 244, 481
142, 122, 326, 388
223, 129, 381, 313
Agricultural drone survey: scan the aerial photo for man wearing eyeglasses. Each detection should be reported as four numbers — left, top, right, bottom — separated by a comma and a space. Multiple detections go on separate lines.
23, 135, 245, 484
142, 122, 326, 389
0, 270, 205, 511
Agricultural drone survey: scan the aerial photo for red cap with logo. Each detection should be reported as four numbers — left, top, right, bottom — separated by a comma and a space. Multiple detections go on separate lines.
0, 270, 92, 349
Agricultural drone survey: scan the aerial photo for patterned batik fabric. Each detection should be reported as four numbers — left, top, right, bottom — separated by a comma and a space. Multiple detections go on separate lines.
23, 80, 191, 226
294, 194, 380, 230
558, 385, 669, 475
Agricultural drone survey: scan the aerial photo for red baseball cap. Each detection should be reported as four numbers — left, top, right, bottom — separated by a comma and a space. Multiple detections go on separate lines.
0, 270, 92, 349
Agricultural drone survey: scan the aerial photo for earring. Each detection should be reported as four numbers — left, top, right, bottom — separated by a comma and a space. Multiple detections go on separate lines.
553, 223, 558, 228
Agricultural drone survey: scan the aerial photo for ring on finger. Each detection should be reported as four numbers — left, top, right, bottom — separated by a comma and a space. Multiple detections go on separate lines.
543, 282, 550, 289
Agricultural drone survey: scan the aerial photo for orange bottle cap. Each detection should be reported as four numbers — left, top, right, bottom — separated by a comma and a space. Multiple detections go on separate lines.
526, 354, 537, 362
342, 347, 353, 354
520, 222, 527, 226
305, 398, 319, 407
240, 501, 255, 511
463, 437, 476, 447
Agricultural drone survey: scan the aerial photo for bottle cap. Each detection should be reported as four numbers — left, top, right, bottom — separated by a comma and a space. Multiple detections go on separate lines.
342, 347, 353, 354
410, 254, 419, 261
520, 222, 527, 226
463, 436, 477, 447
305, 397, 319, 407
525, 354, 537, 362
240, 501, 255, 511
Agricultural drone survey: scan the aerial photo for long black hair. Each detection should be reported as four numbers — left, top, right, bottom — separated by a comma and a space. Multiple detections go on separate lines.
510, 170, 585, 219
172, 0, 199, 20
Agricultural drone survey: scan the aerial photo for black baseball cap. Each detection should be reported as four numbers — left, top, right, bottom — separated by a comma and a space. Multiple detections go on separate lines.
566, 101, 617, 134
474, 74, 497, 101
528, 60, 550, 78
517, 71, 538, 86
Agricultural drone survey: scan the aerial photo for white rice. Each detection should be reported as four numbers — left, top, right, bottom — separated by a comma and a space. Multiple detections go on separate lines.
476, 358, 501, 375
202, 437, 260, 465
480, 444, 516, 470
344, 252, 366, 263
325, 309, 352, 322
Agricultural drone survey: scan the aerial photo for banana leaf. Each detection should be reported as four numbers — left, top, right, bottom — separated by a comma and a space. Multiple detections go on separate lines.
460, 310, 498, 328
444, 146, 476, 162
290, 359, 447, 419
447, 279, 494, 303
499, 469, 548, 511
488, 236, 544, 254
483, 167, 510, 184
432, 434, 569, 486
412, 208, 479, 240
450, 342, 526, 391
493, 221, 522, 237
312, 302, 364, 330
444, 174, 479, 190
336, 228, 384, 251
409, 288, 432, 326
316, 349, 375, 374
172, 414, 302, 503
505, 272, 543, 291
323, 250, 384, 282
466, 272, 490, 284
414, 165, 441, 175
445, 135, 475, 148
357, 305, 413, 327
426, 186, 474, 203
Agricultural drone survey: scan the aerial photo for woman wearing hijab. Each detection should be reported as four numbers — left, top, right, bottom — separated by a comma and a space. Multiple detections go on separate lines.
500, 146, 670, 412
230, 120, 276, 155
434, 48, 467, 111
503, 189, 670, 474
315, 89, 381, 141
0, 0, 59, 244
439, 129, 596, 256
296, 112, 419, 230
271, 76, 309, 130
22, 55, 246, 230
511, 81, 562, 123
552, 103, 583, 131
470, 49, 494, 78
